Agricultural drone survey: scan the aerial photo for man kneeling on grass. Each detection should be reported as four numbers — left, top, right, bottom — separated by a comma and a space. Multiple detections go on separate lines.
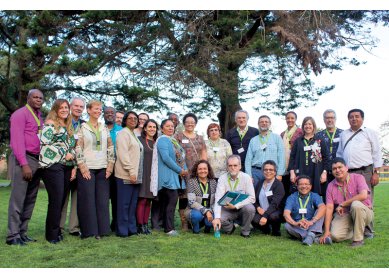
319, 157, 374, 247
283, 175, 326, 246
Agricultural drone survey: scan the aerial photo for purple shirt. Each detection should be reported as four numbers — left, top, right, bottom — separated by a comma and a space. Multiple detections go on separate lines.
326, 173, 372, 212
10, 106, 43, 166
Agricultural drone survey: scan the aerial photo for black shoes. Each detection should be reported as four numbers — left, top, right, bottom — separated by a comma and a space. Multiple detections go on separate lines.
70, 231, 81, 237
226, 225, 236, 235
240, 233, 251, 238
6, 238, 26, 246
20, 235, 37, 242
48, 238, 61, 244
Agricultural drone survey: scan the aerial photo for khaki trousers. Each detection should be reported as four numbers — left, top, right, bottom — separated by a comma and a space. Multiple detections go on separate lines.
60, 179, 79, 233
331, 201, 374, 242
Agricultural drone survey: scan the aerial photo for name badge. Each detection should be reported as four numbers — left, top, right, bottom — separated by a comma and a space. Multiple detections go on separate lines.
260, 144, 267, 150
333, 138, 340, 143
237, 147, 245, 153
299, 208, 307, 214
74, 134, 79, 140
304, 146, 311, 151
265, 191, 273, 197
182, 139, 189, 144
213, 147, 220, 152
202, 193, 209, 199
95, 151, 104, 159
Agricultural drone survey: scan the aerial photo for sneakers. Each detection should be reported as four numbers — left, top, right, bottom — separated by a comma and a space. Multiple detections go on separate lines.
364, 232, 374, 239
166, 230, 179, 237
302, 231, 316, 246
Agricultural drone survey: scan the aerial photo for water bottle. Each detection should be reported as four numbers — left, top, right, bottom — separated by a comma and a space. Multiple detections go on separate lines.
214, 225, 221, 239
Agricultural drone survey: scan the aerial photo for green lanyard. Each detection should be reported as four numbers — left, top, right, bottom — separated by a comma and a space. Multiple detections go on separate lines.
259, 132, 270, 150
337, 175, 350, 201
209, 139, 220, 158
325, 128, 337, 154
303, 139, 311, 166
237, 127, 248, 147
198, 179, 209, 206
87, 121, 101, 151
298, 193, 311, 220
228, 174, 240, 191
25, 104, 42, 134
72, 120, 80, 132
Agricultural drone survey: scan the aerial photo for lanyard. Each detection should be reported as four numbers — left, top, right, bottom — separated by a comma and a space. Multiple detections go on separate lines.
303, 139, 311, 166
325, 128, 337, 154
87, 121, 101, 151
259, 132, 270, 149
72, 120, 80, 132
298, 193, 311, 219
209, 139, 220, 157
198, 178, 209, 206
228, 174, 240, 191
337, 175, 350, 201
237, 127, 248, 147
25, 104, 41, 134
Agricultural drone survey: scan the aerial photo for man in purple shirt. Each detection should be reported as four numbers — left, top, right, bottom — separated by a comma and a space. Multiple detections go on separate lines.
320, 157, 374, 247
6, 89, 44, 246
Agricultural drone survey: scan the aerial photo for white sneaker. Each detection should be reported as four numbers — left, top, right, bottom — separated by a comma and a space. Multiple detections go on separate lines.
166, 230, 179, 237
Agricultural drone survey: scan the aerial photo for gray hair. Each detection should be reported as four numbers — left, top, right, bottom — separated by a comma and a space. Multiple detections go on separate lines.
234, 110, 249, 121
323, 109, 336, 120
103, 106, 116, 113
70, 97, 86, 106
227, 154, 242, 166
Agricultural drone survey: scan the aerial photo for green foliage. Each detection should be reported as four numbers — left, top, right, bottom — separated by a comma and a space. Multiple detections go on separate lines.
0, 183, 389, 268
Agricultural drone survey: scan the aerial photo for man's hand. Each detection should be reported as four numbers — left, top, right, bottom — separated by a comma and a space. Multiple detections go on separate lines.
336, 205, 345, 216
320, 171, 327, 183
224, 203, 236, 210
22, 165, 33, 181
65, 153, 74, 161
371, 173, 379, 186
256, 207, 265, 215
212, 218, 221, 231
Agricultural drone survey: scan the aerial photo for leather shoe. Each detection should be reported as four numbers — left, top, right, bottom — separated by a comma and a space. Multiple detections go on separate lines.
20, 235, 37, 242
48, 238, 61, 244
350, 240, 364, 247
226, 225, 236, 235
69, 231, 81, 237
240, 233, 251, 238
6, 238, 26, 246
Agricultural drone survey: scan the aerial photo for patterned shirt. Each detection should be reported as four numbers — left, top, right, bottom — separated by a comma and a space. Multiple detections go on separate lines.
316, 128, 343, 161
205, 138, 232, 178
39, 124, 76, 168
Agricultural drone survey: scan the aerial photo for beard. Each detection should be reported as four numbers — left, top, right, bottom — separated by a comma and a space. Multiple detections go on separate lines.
260, 127, 269, 132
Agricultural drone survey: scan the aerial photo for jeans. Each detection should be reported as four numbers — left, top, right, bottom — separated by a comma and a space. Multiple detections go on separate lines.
190, 209, 213, 233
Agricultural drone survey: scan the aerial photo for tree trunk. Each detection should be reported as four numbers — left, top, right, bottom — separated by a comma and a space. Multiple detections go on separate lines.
215, 70, 242, 136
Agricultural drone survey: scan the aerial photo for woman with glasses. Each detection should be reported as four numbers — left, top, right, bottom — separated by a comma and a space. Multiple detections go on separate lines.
251, 160, 285, 236
205, 123, 232, 181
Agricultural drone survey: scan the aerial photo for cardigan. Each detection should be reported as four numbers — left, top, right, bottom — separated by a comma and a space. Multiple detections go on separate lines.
254, 178, 285, 219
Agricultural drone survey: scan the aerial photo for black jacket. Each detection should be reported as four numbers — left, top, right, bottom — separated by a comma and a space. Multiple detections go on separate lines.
254, 178, 285, 219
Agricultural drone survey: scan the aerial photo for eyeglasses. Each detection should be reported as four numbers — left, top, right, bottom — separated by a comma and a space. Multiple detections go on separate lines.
263, 169, 275, 172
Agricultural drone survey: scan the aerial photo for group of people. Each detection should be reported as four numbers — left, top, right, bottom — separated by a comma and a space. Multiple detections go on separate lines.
5, 89, 382, 249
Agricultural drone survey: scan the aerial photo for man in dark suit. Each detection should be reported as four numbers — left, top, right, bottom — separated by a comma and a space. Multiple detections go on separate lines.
226, 110, 259, 172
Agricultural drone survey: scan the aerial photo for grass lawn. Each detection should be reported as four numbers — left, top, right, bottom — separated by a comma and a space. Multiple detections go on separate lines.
0, 182, 388, 268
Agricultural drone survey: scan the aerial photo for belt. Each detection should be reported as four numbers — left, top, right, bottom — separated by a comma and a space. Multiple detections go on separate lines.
252, 166, 262, 170
348, 164, 372, 172
26, 152, 39, 160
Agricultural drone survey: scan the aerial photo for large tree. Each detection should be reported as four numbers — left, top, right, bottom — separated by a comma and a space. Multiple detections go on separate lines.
1, 10, 388, 145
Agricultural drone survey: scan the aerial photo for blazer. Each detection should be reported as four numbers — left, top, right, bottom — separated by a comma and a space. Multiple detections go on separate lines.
254, 178, 285, 219
157, 136, 187, 190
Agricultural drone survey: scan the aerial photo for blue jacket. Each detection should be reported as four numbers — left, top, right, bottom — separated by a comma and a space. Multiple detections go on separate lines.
157, 136, 187, 190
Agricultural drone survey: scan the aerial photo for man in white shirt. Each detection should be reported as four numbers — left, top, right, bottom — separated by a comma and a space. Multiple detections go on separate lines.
336, 108, 382, 201
212, 155, 255, 238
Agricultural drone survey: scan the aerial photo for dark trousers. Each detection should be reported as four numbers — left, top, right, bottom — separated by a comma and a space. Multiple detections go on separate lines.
77, 169, 110, 237
42, 164, 72, 241
252, 210, 283, 234
7, 153, 41, 241
158, 188, 178, 233
109, 173, 117, 231
116, 178, 140, 236
150, 198, 162, 230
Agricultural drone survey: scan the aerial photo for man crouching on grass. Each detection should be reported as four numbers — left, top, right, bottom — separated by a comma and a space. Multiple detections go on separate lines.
319, 157, 374, 247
